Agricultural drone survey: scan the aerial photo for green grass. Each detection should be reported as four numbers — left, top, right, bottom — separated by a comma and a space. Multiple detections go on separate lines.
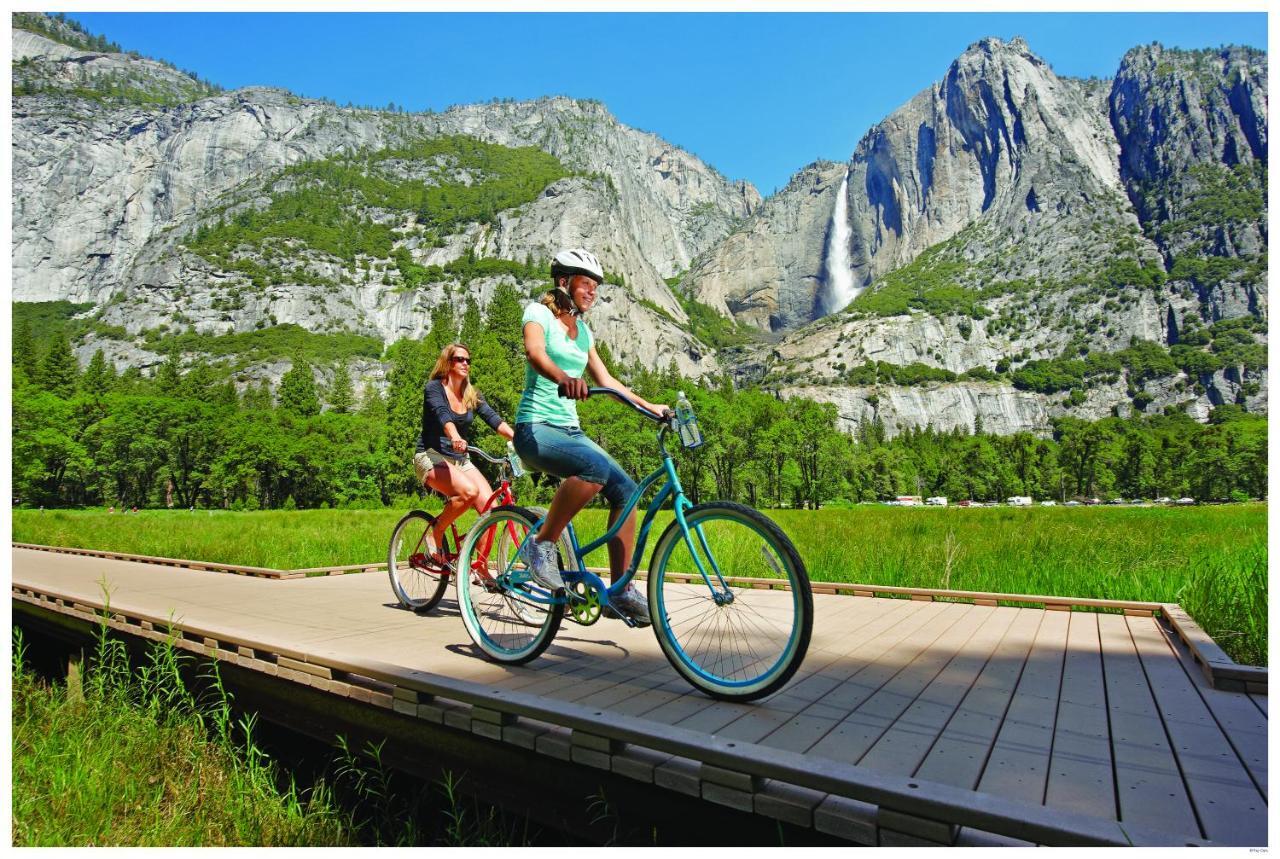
14, 504, 1266, 665
13, 621, 537, 846
12, 626, 352, 846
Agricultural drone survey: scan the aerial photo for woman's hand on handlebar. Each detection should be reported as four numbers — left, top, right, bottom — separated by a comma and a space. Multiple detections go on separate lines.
450, 437, 468, 454
556, 377, 591, 400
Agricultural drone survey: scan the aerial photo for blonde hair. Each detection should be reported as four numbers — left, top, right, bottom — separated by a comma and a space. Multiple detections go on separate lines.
429, 342, 479, 410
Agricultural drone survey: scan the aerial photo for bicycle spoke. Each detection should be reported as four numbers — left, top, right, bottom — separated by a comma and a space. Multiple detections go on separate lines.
650, 504, 812, 699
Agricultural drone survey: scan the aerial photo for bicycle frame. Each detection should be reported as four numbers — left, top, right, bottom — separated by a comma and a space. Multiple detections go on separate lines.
418, 452, 517, 581
515, 423, 732, 614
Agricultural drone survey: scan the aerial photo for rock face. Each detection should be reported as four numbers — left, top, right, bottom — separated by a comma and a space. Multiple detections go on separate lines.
12, 23, 758, 379
684, 36, 1266, 429
783, 364, 1267, 440
12, 17, 1268, 435
1111, 43, 1268, 261
682, 161, 848, 332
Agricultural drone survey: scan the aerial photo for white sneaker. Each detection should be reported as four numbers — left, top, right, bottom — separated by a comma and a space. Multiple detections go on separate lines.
520, 536, 563, 591
605, 584, 651, 627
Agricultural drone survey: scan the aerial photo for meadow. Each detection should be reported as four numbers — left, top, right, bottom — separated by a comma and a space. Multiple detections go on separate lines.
13, 503, 1266, 665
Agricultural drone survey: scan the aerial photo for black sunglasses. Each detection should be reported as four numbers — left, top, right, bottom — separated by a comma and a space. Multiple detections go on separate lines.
450, 356, 471, 364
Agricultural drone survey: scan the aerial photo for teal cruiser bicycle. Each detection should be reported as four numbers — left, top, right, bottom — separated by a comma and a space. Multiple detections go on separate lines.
455, 387, 813, 701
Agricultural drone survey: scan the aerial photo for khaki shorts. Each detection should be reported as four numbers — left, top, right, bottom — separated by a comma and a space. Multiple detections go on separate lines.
413, 449, 475, 487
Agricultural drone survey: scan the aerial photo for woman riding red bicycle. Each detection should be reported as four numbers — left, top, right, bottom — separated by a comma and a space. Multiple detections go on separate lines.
413, 342, 515, 568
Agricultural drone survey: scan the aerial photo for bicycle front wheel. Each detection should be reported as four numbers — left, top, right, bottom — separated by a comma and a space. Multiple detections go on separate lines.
457, 505, 564, 664
648, 502, 812, 701
387, 510, 451, 612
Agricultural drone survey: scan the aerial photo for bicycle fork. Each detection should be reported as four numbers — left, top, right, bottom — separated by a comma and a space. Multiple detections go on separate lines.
672, 499, 735, 605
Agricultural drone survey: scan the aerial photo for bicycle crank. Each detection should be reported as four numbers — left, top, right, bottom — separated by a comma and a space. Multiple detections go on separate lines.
566, 580, 602, 625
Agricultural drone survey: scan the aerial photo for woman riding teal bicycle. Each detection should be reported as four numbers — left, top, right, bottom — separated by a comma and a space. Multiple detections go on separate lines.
514, 248, 668, 626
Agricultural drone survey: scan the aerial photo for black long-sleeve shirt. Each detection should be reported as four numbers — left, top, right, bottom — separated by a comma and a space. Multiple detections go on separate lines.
416, 378, 503, 455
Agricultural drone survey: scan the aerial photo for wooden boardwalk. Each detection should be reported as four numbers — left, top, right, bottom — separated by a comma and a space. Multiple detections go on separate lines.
11, 546, 1268, 846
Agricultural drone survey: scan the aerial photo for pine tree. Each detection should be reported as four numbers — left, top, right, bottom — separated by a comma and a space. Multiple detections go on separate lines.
79, 349, 116, 395
241, 379, 274, 411
485, 282, 526, 363
36, 330, 79, 398
279, 361, 321, 417
424, 302, 457, 358
459, 295, 483, 346
328, 358, 356, 414
155, 345, 183, 395
13, 317, 40, 382
360, 382, 387, 422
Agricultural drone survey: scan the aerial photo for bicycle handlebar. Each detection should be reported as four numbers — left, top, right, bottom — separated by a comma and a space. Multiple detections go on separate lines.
586, 387, 673, 423
467, 447, 507, 465
436, 441, 508, 467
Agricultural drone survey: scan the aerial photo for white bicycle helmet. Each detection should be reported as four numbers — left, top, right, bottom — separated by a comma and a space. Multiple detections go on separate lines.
551, 248, 604, 284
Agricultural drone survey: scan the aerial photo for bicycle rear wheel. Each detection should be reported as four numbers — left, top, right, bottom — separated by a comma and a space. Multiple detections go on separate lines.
457, 505, 563, 664
387, 510, 451, 613
647, 501, 812, 701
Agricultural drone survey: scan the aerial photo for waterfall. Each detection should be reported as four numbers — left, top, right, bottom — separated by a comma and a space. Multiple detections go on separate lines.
821, 168, 859, 314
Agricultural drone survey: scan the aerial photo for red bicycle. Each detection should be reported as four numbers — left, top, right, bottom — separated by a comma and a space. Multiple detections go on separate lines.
387, 445, 561, 622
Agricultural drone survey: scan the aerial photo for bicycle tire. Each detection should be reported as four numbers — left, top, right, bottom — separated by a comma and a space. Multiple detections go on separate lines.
647, 501, 812, 701
387, 510, 451, 613
457, 505, 564, 664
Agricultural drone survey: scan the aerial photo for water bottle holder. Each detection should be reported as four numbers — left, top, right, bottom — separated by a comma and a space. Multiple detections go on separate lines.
678, 421, 704, 449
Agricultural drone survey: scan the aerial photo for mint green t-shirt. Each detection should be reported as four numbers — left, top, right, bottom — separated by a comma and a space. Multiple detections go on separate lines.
516, 302, 593, 427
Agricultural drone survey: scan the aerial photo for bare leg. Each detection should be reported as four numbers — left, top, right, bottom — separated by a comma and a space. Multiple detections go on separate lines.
537, 476, 602, 543
469, 470, 495, 514
426, 462, 477, 546
606, 506, 637, 584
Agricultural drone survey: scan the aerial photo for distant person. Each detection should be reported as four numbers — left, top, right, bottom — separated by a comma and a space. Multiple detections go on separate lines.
513, 248, 668, 625
414, 342, 515, 566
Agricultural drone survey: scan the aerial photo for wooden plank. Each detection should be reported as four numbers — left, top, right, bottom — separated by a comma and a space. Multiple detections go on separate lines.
857, 606, 1021, 775
912, 608, 1044, 788
721, 600, 954, 749
1156, 618, 1268, 799
1096, 613, 1198, 835
1126, 615, 1267, 846
1044, 612, 1115, 821
1249, 694, 1267, 717
806, 604, 995, 765
976, 609, 1071, 802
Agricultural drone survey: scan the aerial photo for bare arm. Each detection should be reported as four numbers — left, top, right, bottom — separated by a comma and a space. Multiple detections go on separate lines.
585, 346, 669, 416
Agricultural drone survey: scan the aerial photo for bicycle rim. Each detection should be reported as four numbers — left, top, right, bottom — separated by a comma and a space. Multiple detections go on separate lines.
387, 510, 450, 612
457, 506, 562, 664
648, 502, 812, 700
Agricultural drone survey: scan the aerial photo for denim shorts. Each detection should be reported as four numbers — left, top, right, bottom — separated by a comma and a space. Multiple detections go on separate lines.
514, 422, 637, 509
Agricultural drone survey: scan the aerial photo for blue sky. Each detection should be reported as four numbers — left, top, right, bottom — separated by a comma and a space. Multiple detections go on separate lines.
67, 11, 1267, 196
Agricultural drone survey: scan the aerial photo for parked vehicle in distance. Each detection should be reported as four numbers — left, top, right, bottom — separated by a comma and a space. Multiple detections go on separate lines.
895, 495, 923, 506
1006, 496, 1032, 507
1155, 496, 1173, 504
1177, 497, 1196, 505
925, 496, 948, 506
1064, 500, 1082, 506
1040, 500, 1057, 506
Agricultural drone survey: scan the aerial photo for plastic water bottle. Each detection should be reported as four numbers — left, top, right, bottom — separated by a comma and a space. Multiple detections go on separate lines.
675, 391, 703, 449
506, 440, 525, 478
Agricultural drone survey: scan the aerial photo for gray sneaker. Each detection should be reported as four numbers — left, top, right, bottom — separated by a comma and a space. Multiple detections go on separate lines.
520, 535, 563, 591
605, 584, 651, 627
